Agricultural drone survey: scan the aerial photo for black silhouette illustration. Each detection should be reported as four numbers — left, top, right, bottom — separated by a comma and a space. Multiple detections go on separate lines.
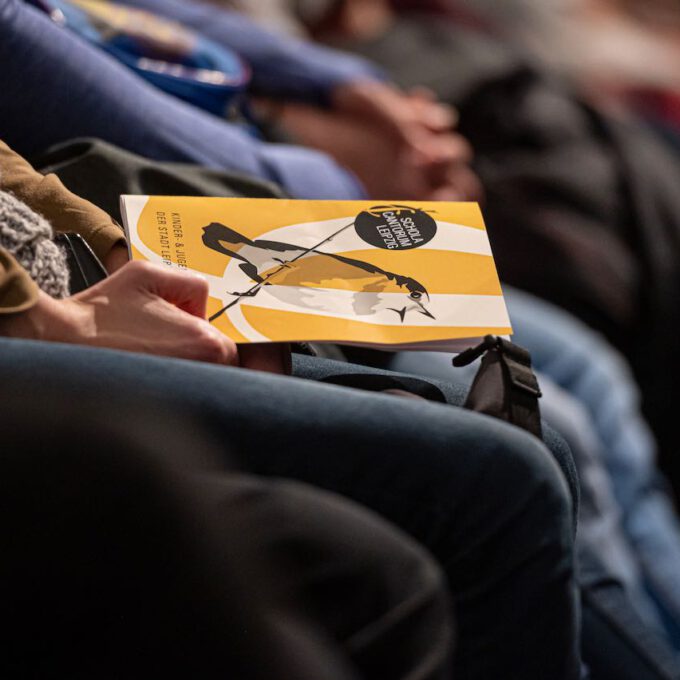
202, 220, 436, 324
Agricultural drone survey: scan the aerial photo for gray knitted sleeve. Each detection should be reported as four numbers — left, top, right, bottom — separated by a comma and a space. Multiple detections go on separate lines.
0, 190, 70, 299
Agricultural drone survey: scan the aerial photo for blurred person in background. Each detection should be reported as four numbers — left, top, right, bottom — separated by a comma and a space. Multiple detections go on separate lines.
461, 0, 680, 114
7, 0, 477, 205
255, 0, 680, 503
217, 0, 680, 660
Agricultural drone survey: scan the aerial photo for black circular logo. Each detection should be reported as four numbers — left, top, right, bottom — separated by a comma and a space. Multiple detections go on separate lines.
355, 205, 437, 250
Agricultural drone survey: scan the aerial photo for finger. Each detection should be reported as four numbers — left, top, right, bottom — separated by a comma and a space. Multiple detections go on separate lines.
413, 132, 474, 169
203, 323, 241, 366
454, 168, 485, 202
409, 88, 459, 130
426, 168, 485, 202
335, 81, 451, 146
185, 320, 240, 366
417, 102, 458, 132
422, 146, 476, 189
239, 343, 291, 374
131, 262, 210, 319
426, 186, 465, 202
409, 86, 438, 102
438, 133, 474, 163
130, 290, 239, 365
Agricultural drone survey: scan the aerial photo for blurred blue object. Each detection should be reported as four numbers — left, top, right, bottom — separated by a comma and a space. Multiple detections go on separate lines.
28, 0, 250, 116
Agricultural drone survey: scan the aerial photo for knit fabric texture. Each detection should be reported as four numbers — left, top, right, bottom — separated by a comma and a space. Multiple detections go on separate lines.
0, 189, 70, 298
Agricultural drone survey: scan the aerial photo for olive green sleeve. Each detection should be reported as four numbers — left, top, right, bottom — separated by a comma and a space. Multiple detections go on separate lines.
0, 246, 40, 315
0, 139, 126, 262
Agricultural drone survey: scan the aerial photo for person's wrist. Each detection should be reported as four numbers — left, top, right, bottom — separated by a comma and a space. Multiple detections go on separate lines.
331, 79, 377, 110
0, 309, 33, 339
0, 291, 90, 344
0, 293, 51, 340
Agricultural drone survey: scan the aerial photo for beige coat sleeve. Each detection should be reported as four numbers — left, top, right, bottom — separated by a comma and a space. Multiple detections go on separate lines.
0, 139, 126, 314
0, 247, 40, 315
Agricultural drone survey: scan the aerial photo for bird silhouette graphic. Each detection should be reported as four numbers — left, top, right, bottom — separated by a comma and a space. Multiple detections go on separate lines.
202, 222, 436, 323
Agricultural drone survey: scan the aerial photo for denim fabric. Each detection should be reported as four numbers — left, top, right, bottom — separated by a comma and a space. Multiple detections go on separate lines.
389, 347, 667, 632
540, 380, 669, 634
391, 287, 680, 651
0, 0, 365, 199
507, 288, 680, 650
2, 385, 454, 679
579, 550, 680, 680
0, 336, 580, 680
292, 352, 580, 522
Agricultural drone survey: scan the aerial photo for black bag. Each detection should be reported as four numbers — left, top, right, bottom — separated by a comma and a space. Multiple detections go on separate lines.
452, 335, 543, 438
33, 137, 286, 224
54, 232, 108, 294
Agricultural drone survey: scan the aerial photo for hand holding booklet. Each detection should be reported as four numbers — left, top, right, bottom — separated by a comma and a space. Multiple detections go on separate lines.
120, 197, 512, 352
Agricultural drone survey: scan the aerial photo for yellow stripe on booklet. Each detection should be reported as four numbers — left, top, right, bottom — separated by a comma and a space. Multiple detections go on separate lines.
120, 197, 512, 352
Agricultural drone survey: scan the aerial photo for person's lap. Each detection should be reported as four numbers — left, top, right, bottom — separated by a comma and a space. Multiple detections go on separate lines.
1, 383, 453, 679
291, 352, 579, 512
215, 475, 452, 680
0, 336, 579, 679
391, 286, 680, 650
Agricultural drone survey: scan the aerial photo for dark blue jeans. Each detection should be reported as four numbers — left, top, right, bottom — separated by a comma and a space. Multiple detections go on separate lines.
0, 337, 580, 680
2, 386, 453, 680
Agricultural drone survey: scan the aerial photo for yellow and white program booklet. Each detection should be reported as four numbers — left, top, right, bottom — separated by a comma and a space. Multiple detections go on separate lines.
120, 197, 512, 352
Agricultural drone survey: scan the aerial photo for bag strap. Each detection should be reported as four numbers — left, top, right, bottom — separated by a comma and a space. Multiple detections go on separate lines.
453, 335, 543, 438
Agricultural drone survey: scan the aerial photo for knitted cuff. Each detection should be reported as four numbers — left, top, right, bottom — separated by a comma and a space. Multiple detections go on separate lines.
0, 190, 70, 299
